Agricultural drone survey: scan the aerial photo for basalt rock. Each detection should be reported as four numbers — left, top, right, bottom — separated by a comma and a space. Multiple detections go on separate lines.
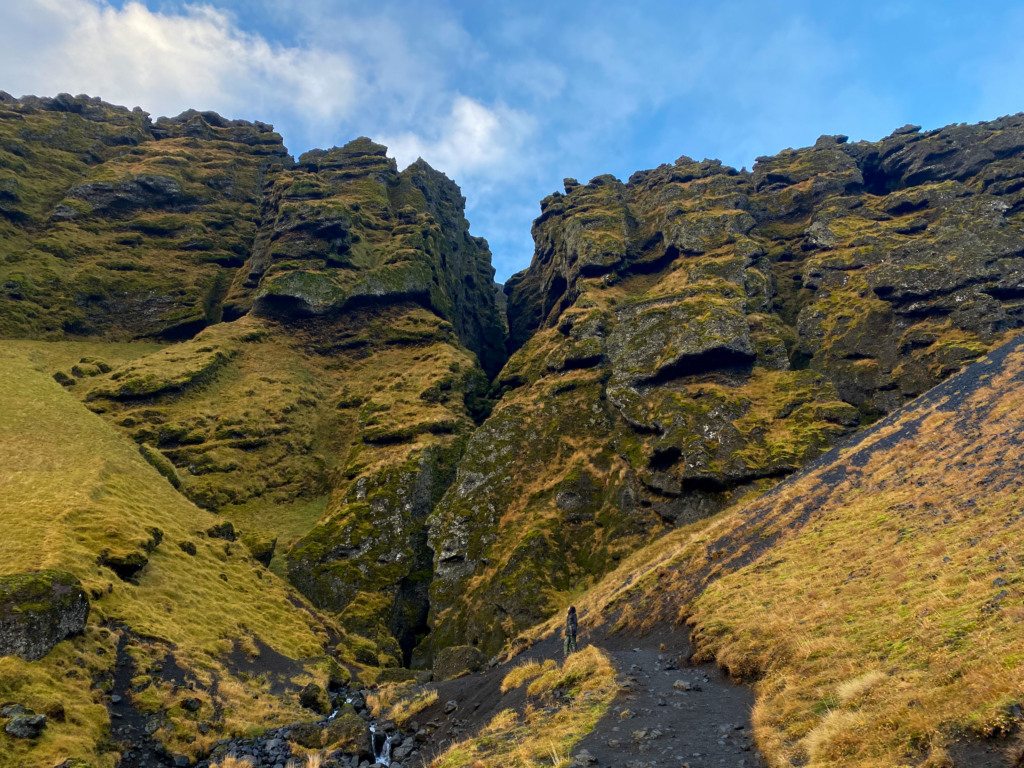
427, 113, 1024, 655
0, 93, 288, 341
244, 138, 506, 378
0, 571, 89, 661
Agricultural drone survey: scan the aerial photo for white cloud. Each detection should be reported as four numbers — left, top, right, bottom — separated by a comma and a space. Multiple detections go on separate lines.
0, 0, 357, 122
382, 96, 536, 182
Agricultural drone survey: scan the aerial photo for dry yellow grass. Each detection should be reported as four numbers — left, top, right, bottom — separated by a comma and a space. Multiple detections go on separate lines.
500, 658, 555, 694
431, 646, 616, 768
682, 344, 1024, 766
385, 689, 439, 727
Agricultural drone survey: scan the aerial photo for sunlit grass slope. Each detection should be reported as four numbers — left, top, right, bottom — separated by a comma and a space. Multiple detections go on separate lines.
685, 338, 1024, 767
431, 646, 616, 768
0, 349, 334, 767
504, 334, 1024, 767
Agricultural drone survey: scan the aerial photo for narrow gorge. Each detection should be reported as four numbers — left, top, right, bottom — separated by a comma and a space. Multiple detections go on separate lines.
2, 91, 1024, 768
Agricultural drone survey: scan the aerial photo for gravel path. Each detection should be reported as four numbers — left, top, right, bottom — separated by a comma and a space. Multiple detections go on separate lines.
568, 626, 763, 768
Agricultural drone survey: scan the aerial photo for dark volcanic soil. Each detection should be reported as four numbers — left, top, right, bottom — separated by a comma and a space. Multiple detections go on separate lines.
571, 625, 762, 768
410, 624, 763, 768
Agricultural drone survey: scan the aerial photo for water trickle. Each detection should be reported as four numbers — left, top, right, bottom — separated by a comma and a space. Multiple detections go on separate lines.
369, 723, 392, 766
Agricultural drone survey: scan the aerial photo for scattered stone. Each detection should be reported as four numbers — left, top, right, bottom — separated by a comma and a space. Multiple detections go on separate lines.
0, 704, 26, 718
0, 570, 90, 661
444, 700, 458, 715
182, 697, 202, 712
571, 748, 597, 765
206, 522, 236, 541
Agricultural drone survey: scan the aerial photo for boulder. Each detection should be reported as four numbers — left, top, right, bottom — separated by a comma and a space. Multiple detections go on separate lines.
432, 645, 488, 681
206, 522, 236, 541
376, 668, 418, 684
5, 714, 47, 739
0, 571, 90, 661
298, 682, 330, 714
287, 721, 323, 749
323, 711, 371, 757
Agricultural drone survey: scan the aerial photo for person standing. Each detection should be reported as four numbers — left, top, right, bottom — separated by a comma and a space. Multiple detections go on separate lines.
564, 606, 578, 656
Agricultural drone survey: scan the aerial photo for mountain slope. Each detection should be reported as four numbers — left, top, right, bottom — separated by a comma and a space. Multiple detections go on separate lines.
0, 348, 340, 768
427, 114, 1024, 655
501, 331, 1024, 768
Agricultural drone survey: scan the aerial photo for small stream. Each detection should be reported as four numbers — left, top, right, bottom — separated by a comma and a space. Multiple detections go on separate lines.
370, 723, 392, 766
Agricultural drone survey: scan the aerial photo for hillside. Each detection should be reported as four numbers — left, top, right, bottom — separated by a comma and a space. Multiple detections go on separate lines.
484, 330, 1024, 768
426, 114, 1024, 654
0, 348, 344, 768
3, 90, 1024, 768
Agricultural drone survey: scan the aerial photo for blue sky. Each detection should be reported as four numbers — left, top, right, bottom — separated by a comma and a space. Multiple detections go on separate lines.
3, 1, 1023, 281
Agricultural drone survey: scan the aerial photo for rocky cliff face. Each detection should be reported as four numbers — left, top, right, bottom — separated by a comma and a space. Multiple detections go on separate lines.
0, 93, 506, 666
5, 90, 1024, 669
0, 92, 287, 340
427, 115, 1024, 654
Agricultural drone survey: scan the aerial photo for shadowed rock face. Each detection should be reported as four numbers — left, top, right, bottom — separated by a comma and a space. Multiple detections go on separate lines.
0, 571, 89, 661
426, 114, 1024, 655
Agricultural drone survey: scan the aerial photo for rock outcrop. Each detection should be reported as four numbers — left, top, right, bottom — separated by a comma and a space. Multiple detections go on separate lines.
427, 115, 1024, 654
0, 93, 507, 664
0, 92, 288, 340
0, 571, 89, 661
5, 90, 1024, 683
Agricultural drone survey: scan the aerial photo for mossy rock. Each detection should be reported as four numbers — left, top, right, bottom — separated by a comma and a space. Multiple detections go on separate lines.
375, 668, 417, 684
240, 532, 277, 567
298, 682, 330, 715
323, 711, 371, 757
0, 571, 90, 661
287, 721, 323, 749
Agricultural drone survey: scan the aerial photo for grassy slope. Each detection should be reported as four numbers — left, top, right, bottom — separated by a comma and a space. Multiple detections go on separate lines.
502, 334, 1024, 767
0, 348, 336, 767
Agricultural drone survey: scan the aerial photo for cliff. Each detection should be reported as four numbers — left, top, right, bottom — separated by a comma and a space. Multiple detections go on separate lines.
426, 114, 1024, 654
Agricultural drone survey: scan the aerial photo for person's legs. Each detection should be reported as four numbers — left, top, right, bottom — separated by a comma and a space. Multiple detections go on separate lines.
568, 634, 577, 654
563, 635, 570, 656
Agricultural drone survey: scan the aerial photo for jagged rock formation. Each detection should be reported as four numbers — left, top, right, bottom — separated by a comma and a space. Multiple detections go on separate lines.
0, 92, 287, 340
0, 93, 507, 671
4, 90, 1024, 677
427, 115, 1024, 654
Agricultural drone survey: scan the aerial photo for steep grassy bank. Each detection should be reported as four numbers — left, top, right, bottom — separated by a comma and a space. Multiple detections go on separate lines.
0, 349, 343, 768
503, 332, 1024, 767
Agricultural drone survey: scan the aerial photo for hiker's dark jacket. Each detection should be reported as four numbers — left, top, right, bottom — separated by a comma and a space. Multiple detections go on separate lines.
566, 612, 578, 635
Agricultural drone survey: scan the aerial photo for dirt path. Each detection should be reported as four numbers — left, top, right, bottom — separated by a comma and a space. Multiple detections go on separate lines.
568, 625, 762, 768
410, 624, 763, 768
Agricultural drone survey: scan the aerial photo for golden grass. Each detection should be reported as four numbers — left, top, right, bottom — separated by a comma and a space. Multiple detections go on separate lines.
430, 646, 616, 768
500, 658, 554, 694
683, 345, 1024, 766
385, 689, 439, 727
0, 349, 335, 767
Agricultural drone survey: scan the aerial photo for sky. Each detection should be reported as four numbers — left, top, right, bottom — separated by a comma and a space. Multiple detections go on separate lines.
2, 1, 1023, 281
